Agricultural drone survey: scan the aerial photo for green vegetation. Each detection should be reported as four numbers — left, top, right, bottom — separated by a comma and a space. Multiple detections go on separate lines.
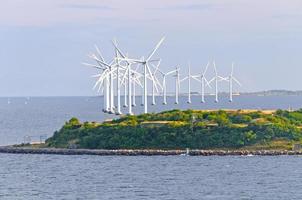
45, 109, 302, 150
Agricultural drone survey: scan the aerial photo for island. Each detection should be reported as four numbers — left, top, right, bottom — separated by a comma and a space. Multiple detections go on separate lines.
45, 109, 302, 150
2, 109, 302, 156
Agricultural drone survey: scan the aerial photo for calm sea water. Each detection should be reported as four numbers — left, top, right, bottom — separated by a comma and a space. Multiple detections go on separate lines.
1, 95, 302, 199
1, 95, 302, 145
0, 154, 302, 200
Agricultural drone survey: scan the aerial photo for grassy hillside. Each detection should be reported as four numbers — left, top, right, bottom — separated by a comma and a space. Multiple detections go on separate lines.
45, 109, 302, 150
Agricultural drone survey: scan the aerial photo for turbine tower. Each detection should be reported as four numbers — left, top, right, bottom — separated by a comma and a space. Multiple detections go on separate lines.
187, 63, 191, 104
228, 62, 241, 102
209, 61, 226, 103
114, 49, 122, 115
200, 62, 210, 103
162, 74, 167, 105
123, 79, 128, 107
151, 60, 161, 105
157, 69, 176, 105
112, 40, 134, 115
174, 66, 180, 104
181, 62, 210, 104
214, 61, 218, 103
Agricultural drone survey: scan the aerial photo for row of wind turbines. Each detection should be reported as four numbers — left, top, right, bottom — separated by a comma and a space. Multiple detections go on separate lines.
83, 37, 241, 115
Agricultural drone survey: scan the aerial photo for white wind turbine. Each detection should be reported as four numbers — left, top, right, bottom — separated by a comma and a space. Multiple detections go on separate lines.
180, 62, 208, 104
83, 62, 108, 112
123, 77, 128, 107
112, 40, 135, 115
181, 62, 200, 104
123, 37, 165, 113
90, 57, 117, 114
131, 67, 138, 107
171, 66, 181, 104
157, 67, 181, 105
199, 62, 211, 103
227, 62, 241, 102
83, 45, 114, 113
131, 67, 143, 107
185, 63, 192, 104
114, 48, 122, 115
150, 60, 162, 105
209, 61, 227, 103
156, 69, 175, 105
93, 62, 117, 114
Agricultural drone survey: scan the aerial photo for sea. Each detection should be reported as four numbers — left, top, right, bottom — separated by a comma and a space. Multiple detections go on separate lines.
1, 95, 302, 199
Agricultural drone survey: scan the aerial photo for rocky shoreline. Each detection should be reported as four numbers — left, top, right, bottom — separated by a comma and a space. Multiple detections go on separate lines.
0, 146, 302, 156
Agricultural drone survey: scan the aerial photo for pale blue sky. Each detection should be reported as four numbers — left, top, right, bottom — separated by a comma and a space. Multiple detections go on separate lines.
0, 0, 302, 96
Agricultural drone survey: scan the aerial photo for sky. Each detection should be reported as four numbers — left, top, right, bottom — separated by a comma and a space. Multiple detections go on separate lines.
0, 0, 302, 96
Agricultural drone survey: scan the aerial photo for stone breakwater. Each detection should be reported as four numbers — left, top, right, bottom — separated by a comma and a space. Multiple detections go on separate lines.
0, 147, 302, 156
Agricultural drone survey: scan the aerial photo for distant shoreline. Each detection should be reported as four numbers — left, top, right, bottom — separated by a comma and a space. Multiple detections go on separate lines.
2, 90, 302, 98
1, 147, 302, 156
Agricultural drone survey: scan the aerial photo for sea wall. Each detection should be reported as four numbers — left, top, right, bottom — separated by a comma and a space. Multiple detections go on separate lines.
0, 146, 302, 156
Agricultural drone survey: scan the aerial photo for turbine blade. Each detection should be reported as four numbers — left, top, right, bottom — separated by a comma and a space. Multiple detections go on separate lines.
180, 77, 188, 82
204, 78, 212, 88
91, 57, 111, 68
82, 62, 105, 70
218, 76, 228, 81
94, 44, 105, 62
117, 57, 144, 63
208, 77, 215, 84
146, 63, 159, 92
154, 75, 163, 90
203, 61, 210, 75
146, 37, 165, 62
213, 61, 217, 75
148, 59, 161, 63
231, 62, 234, 76
91, 74, 102, 78
192, 76, 201, 83
233, 77, 242, 86
166, 70, 176, 76
112, 39, 126, 58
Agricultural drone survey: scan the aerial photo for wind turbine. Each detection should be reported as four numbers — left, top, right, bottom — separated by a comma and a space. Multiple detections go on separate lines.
131, 71, 137, 107
181, 62, 193, 104
92, 64, 116, 113
150, 60, 162, 105
125, 37, 165, 113
112, 40, 134, 115
171, 66, 181, 104
180, 62, 208, 104
89, 51, 116, 114
209, 61, 227, 103
83, 45, 113, 113
123, 78, 128, 107
156, 69, 176, 105
180, 63, 191, 104
199, 62, 211, 103
187, 63, 192, 104
227, 62, 241, 102
131, 67, 143, 107
114, 48, 122, 115
162, 73, 168, 105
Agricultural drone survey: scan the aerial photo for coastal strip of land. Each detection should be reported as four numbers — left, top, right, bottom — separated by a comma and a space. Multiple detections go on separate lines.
1, 146, 302, 156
